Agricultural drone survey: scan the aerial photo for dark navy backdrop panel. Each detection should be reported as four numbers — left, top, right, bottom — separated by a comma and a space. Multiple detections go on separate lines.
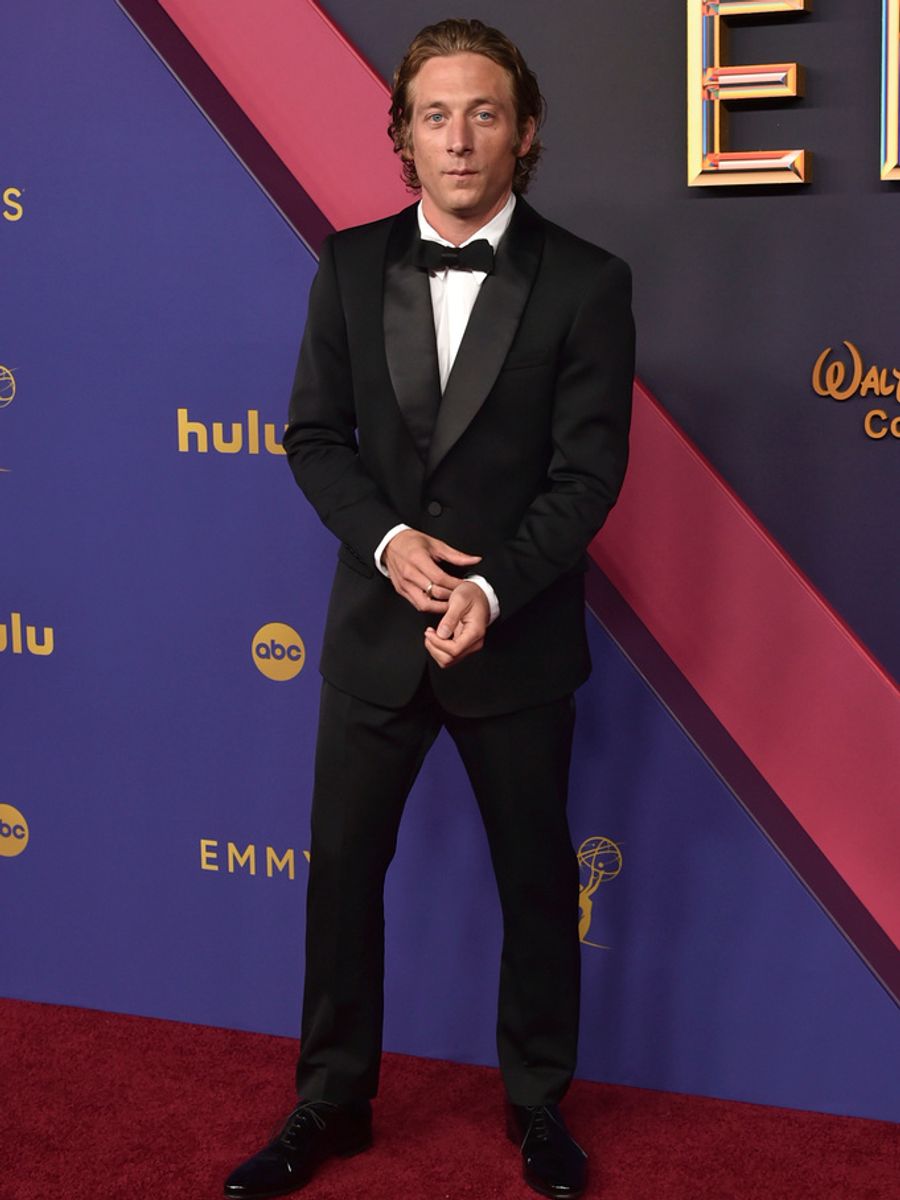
4, 0, 899, 1127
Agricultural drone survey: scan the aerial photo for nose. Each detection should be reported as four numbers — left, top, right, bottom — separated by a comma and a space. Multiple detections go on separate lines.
445, 114, 472, 156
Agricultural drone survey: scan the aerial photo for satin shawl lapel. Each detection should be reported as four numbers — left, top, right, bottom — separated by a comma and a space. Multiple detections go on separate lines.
425, 199, 545, 477
383, 205, 441, 462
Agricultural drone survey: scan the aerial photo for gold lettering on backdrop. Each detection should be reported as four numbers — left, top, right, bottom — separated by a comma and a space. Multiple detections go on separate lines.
177, 408, 287, 456
227, 842, 257, 875
811, 341, 900, 439
0, 612, 55, 657
687, 0, 811, 187
884, 0, 900, 179
812, 342, 862, 401
200, 839, 219, 871
864, 410, 900, 439
199, 840, 311, 879
266, 847, 295, 879
2, 187, 24, 221
812, 342, 900, 402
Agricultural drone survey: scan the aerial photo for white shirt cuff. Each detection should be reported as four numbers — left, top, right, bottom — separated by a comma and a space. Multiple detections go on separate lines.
375, 528, 499, 623
465, 574, 500, 624
374, 523, 411, 575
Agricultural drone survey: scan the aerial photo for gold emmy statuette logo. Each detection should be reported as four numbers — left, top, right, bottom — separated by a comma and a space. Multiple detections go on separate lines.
0, 364, 13, 472
0, 364, 15, 408
251, 622, 305, 681
0, 804, 29, 857
577, 835, 622, 949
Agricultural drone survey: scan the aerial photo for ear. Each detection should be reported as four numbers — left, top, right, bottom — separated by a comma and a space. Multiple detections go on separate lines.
516, 115, 536, 158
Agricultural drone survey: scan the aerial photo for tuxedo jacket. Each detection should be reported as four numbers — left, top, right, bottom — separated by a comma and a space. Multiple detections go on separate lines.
284, 197, 635, 718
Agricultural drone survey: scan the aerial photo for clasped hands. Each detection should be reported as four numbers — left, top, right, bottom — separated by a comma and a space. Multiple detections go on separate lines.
382, 529, 489, 669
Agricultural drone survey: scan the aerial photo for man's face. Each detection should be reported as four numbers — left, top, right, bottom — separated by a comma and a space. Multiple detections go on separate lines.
406, 52, 534, 230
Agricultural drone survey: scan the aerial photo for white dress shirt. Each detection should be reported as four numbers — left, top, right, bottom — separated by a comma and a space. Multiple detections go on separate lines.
374, 193, 516, 624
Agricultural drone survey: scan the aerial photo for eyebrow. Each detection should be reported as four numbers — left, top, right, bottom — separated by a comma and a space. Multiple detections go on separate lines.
420, 96, 503, 110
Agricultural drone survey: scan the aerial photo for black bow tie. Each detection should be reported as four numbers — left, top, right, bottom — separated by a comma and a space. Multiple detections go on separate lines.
414, 238, 494, 274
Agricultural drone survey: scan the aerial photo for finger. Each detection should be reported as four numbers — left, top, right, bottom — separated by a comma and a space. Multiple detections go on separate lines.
427, 624, 479, 658
435, 602, 470, 639
393, 557, 464, 596
425, 631, 484, 668
433, 589, 471, 635
400, 585, 449, 614
429, 539, 482, 567
452, 637, 485, 664
418, 579, 453, 604
424, 637, 454, 668
391, 571, 444, 608
420, 565, 468, 592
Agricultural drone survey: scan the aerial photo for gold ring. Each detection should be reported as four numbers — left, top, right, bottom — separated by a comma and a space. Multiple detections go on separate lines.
425, 581, 434, 596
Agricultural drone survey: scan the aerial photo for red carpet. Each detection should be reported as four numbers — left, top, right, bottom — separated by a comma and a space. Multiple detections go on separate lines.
3, 998, 897, 1199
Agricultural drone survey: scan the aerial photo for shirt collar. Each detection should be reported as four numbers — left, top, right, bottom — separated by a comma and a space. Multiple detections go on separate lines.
416, 191, 516, 251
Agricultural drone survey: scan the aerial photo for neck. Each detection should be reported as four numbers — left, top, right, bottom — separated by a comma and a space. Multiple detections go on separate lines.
421, 191, 512, 245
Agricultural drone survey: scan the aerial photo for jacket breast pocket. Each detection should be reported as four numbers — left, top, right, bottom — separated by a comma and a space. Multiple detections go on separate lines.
338, 543, 375, 579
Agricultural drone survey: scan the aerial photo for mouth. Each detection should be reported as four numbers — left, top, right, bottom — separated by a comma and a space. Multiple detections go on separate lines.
444, 169, 477, 177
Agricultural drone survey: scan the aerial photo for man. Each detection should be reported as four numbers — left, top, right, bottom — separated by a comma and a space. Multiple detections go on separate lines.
225, 17, 634, 1200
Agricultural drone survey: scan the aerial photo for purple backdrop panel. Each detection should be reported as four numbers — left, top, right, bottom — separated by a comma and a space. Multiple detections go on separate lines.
1, 0, 326, 1032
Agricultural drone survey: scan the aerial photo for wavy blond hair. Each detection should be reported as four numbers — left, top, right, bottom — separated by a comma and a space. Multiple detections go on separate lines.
388, 18, 545, 194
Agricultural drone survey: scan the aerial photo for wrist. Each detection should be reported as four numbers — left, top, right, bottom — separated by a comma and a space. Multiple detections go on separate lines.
464, 574, 499, 624
375, 523, 411, 575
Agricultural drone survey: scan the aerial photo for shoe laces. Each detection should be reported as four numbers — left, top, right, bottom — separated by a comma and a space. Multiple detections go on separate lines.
278, 1100, 334, 1148
525, 1104, 556, 1143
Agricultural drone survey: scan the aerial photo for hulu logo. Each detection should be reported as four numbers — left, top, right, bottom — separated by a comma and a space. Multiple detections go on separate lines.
177, 408, 287, 456
0, 612, 54, 657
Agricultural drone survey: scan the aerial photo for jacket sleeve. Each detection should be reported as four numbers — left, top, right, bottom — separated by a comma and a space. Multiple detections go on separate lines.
476, 254, 635, 622
282, 235, 404, 562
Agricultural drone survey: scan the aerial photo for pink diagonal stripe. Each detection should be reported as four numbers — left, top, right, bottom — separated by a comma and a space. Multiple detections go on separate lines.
159, 0, 408, 228
160, 0, 900, 948
591, 386, 900, 946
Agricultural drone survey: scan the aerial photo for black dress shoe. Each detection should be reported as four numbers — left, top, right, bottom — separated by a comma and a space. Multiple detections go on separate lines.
224, 1099, 372, 1198
506, 1103, 588, 1199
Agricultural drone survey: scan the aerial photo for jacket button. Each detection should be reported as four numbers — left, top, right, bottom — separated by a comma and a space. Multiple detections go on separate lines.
426, 500, 443, 517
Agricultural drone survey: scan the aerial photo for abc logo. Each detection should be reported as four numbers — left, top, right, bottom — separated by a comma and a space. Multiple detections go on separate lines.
252, 622, 305, 682
0, 804, 29, 857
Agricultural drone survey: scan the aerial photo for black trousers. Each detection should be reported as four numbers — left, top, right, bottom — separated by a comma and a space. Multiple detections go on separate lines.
295, 675, 581, 1107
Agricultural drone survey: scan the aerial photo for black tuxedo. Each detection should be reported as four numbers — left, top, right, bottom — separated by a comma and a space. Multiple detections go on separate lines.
283, 196, 634, 1106
284, 197, 634, 716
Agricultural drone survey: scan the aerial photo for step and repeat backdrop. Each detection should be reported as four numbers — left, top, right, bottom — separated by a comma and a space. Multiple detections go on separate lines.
3, 1, 899, 1123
